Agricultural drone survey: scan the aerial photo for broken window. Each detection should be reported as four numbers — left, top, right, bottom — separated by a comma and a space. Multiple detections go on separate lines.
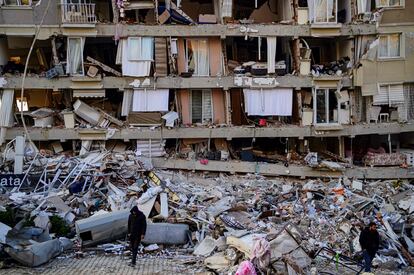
314, 88, 338, 124
379, 34, 401, 59
16, 97, 29, 112
376, 0, 403, 8
191, 89, 212, 123
373, 84, 404, 106
66, 37, 84, 76
231, 0, 291, 24
177, 0, 215, 24
308, 0, 337, 24
185, 39, 209, 76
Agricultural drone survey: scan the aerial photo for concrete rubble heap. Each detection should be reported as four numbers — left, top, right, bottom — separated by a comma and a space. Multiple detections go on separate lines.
0, 150, 413, 273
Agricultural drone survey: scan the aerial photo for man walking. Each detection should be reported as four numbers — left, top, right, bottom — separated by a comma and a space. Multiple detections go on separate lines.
359, 222, 380, 272
128, 205, 147, 267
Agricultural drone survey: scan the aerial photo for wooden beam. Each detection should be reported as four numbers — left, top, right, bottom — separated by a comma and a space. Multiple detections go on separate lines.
86, 56, 122, 77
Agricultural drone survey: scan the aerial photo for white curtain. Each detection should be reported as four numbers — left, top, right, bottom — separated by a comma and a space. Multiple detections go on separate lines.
120, 37, 154, 77
116, 40, 123, 65
221, 0, 232, 18
267, 37, 277, 74
132, 89, 169, 112
315, 0, 327, 23
67, 37, 84, 75
121, 90, 133, 116
128, 38, 141, 60
307, 0, 314, 22
357, 0, 371, 14
308, 0, 335, 23
189, 40, 209, 76
243, 88, 293, 116
389, 34, 400, 57
379, 36, 388, 57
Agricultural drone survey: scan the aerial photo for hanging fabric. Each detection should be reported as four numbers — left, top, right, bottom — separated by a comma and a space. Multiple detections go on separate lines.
120, 37, 154, 77
357, 0, 370, 14
243, 88, 293, 116
267, 37, 277, 74
221, 0, 232, 18
258, 37, 262, 61
121, 90, 133, 116
66, 37, 85, 75
132, 89, 169, 112
187, 40, 209, 76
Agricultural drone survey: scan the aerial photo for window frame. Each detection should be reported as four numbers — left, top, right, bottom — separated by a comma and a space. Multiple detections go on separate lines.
311, 0, 338, 24
376, 0, 404, 8
313, 87, 339, 125
2, 0, 33, 6
67, 37, 85, 76
185, 39, 210, 77
16, 97, 29, 112
190, 89, 213, 124
374, 83, 404, 106
127, 37, 154, 62
378, 33, 404, 60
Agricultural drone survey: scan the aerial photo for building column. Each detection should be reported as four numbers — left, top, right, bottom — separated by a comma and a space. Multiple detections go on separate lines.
338, 136, 345, 158
225, 89, 232, 125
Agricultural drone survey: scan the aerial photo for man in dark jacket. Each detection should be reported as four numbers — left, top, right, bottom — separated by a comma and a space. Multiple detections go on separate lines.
128, 205, 147, 267
359, 222, 380, 272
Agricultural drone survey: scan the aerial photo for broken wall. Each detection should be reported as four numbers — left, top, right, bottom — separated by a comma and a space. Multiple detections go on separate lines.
306, 38, 337, 64
356, 29, 414, 96
233, 0, 292, 23
95, 0, 112, 22
230, 89, 248, 126
180, 0, 215, 22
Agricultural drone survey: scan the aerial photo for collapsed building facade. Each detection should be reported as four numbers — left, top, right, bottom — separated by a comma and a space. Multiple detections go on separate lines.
0, 0, 414, 179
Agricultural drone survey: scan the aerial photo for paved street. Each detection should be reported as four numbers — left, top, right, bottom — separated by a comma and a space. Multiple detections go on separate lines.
3, 254, 211, 275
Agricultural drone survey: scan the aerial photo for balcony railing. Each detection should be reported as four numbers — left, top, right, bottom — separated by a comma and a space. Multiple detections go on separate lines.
61, 3, 96, 24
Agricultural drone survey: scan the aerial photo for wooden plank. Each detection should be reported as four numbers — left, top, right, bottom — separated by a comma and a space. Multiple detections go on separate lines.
86, 56, 122, 77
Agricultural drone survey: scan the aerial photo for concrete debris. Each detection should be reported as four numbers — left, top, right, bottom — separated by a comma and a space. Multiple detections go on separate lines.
193, 236, 217, 256
0, 222, 11, 244
0, 150, 413, 273
5, 237, 72, 267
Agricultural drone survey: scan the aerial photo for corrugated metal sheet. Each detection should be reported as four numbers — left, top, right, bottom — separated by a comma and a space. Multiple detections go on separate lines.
389, 84, 404, 103
136, 139, 166, 157
373, 85, 388, 105
155, 38, 168, 77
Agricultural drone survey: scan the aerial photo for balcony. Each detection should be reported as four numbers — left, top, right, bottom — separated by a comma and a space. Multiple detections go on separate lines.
61, 3, 96, 25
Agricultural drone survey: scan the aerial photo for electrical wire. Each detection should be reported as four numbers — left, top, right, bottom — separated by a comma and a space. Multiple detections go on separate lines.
20, 0, 53, 147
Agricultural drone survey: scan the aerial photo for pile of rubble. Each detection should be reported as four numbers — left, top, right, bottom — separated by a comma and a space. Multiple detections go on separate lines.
0, 149, 414, 273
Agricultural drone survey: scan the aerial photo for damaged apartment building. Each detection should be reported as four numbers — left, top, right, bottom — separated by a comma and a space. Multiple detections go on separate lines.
0, 0, 414, 178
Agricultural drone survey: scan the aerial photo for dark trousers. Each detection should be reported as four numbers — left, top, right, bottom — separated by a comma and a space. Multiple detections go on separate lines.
363, 250, 374, 272
130, 238, 141, 265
